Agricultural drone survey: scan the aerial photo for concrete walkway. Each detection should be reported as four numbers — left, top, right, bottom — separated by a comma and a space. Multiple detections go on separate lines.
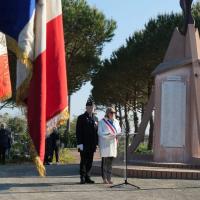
0, 164, 200, 200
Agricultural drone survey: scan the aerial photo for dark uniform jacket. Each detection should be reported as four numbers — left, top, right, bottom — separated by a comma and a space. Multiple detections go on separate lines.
76, 112, 98, 153
0, 128, 11, 149
51, 130, 60, 148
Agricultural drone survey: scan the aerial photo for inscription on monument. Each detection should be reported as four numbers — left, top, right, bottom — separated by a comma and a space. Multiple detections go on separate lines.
160, 78, 186, 147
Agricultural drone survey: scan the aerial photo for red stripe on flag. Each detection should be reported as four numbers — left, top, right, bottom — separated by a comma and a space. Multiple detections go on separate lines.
46, 14, 68, 121
0, 54, 12, 100
27, 14, 68, 163
27, 51, 46, 162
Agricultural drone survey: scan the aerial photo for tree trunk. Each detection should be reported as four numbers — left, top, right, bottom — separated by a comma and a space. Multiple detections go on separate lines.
118, 104, 123, 128
0, 101, 9, 110
141, 103, 144, 118
66, 95, 71, 132
147, 81, 154, 150
129, 89, 155, 153
133, 110, 138, 133
124, 104, 130, 133
114, 104, 118, 118
147, 114, 154, 150
133, 98, 138, 133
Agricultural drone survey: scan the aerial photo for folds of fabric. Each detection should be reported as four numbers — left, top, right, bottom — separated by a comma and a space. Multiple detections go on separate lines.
0, 0, 68, 176
0, 32, 11, 101
45, 0, 68, 133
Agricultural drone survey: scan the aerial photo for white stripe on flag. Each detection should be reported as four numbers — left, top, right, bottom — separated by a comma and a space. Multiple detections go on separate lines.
35, 0, 46, 59
0, 32, 7, 55
46, 0, 62, 23
16, 12, 35, 89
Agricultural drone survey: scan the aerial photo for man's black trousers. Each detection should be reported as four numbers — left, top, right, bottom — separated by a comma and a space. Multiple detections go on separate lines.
80, 150, 94, 179
0, 146, 6, 164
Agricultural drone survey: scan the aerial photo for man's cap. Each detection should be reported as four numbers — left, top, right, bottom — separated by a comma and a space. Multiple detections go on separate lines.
86, 98, 95, 106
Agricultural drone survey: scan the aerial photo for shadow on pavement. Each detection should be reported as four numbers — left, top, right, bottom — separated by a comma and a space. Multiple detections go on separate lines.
1, 185, 200, 195
0, 181, 83, 191
0, 164, 80, 177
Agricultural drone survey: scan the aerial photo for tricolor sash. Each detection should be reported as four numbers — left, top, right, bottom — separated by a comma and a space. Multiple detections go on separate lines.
103, 118, 117, 137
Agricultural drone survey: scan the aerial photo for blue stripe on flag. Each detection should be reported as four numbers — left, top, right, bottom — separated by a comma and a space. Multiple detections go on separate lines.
0, 0, 35, 40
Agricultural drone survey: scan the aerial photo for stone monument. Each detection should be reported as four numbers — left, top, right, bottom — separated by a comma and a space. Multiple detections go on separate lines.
152, 0, 200, 163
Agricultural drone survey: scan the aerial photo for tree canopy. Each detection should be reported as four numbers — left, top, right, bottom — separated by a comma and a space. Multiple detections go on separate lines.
62, 0, 116, 94
91, 12, 183, 107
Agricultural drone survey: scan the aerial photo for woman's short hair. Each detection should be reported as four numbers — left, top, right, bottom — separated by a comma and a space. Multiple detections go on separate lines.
105, 107, 116, 118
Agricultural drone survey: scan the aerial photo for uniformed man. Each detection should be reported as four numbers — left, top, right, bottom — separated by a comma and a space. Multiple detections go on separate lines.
44, 134, 53, 165
0, 123, 11, 164
76, 99, 98, 184
51, 127, 60, 164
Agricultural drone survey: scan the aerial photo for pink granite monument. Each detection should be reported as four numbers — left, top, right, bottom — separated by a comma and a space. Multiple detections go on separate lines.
153, 1, 200, 163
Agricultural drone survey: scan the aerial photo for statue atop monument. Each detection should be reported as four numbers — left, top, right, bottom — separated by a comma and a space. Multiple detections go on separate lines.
179, 0, 194, 35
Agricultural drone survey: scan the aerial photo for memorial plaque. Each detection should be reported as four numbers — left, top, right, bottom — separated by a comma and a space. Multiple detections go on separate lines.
160, 78, 186, 147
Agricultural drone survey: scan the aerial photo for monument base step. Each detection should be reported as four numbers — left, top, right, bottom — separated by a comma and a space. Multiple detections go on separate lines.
92, 162, 200, 180
127, 160, 200, 169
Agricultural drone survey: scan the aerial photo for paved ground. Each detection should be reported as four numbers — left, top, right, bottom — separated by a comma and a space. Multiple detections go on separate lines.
0, 164, 200, 200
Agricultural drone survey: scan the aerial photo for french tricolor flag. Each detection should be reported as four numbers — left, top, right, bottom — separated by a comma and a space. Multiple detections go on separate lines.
0, 0, 68, 176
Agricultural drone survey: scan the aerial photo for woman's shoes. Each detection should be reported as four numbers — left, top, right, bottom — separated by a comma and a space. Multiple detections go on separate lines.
103, 179, 113, 184
107, 180, 113, 184
103, 179, 109, 184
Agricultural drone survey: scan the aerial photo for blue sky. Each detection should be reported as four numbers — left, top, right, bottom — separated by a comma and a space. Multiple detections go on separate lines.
1, 0, 198, 118
86, 0, 182, 59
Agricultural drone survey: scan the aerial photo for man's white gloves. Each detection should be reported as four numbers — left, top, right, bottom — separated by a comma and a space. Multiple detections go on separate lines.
77, 144, 83, 151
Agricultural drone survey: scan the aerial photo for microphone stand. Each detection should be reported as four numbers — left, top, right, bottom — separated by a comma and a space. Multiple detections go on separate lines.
110, 130, 140, 189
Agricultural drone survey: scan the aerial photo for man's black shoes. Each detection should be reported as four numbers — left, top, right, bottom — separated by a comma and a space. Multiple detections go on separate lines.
80, 177, 95, 184
85, 177, 95, 184
80, 177, 86, 184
